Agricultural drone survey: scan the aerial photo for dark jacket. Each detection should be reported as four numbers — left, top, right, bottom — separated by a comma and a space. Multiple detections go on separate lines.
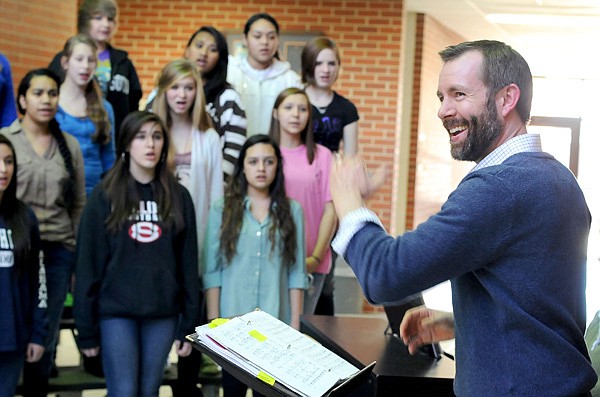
0, 206, 46, 352
73, 182, 200, 349
49, 44, 142, 139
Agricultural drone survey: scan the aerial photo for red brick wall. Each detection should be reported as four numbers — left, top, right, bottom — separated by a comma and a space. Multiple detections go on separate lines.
113, 0, 403, 229
0, 2, 474, 232
0, 0, 77, 92
0, 0, 406, 230
2, 1, 474, 314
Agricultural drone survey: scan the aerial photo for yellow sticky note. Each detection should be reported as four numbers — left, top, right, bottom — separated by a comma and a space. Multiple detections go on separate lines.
257, 371, 276, 386
208, 318, 230, 328
249, 330, 267, 342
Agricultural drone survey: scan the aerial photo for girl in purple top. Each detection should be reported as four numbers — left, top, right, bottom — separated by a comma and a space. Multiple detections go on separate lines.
301, 37, 359, 156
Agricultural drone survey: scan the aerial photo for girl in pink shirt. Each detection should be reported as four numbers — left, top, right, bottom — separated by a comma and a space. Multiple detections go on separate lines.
269, 87, 336, 314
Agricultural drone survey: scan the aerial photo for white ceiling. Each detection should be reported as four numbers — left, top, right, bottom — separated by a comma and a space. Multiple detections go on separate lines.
405, 0, 600, 79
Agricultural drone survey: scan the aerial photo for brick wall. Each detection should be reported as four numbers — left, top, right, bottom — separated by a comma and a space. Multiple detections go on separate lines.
0, 0, 77, 91
0, 1, 475, 232
1, 1, 473, 314
113, 0, 403, 229
0, 0, 417, 232
360, 14, 468, 314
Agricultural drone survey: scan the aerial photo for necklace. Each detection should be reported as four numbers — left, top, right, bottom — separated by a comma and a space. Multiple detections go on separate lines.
316, 104, 328, 114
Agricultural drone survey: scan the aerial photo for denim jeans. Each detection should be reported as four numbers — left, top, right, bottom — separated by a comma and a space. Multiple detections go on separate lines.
100, 316, 177, 397
0, 350, 26, 396
22, 241, 74, 397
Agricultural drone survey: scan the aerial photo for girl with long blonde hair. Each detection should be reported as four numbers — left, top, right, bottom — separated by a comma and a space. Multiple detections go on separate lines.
152, 58, 223, 257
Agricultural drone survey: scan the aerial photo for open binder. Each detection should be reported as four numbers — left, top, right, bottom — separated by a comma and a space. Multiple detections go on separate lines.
187, 310, 375, 397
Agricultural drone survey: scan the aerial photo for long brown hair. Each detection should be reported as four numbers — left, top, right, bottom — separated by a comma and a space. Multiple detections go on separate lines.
269, 87, 316, 164
61, 34, 111, 144
102, 111, 183, 233
219, 134, 297, 267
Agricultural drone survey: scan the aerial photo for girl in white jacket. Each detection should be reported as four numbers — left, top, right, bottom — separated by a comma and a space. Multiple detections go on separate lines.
152, 58, 223, 259
227, 13, 301, 136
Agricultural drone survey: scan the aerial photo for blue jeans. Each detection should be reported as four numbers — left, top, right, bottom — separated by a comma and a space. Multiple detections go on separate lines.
22, 241, 74, 397
100, 316, 177, 397
0, 350, 26, 396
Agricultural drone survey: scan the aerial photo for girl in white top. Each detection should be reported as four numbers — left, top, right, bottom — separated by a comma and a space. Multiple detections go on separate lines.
152, 59, 223, 258
227, 13, 301, 136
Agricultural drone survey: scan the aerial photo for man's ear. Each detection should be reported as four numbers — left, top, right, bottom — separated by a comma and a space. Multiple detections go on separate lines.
499, 83, 520, 118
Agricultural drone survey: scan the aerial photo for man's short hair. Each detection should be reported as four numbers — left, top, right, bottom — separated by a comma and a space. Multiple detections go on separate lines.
439, 40, 533, 124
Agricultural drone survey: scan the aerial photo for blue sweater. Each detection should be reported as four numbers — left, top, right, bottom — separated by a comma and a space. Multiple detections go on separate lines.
56, 101, 116, 195
346, 152, 596, 396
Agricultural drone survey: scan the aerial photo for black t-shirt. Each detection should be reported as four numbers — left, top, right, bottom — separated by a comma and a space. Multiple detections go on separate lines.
311, 91, 359, 152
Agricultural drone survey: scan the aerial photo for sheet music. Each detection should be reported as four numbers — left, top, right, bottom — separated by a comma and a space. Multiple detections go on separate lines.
195, 323, 263, 377
195, 310, 360, 397
238, 311, 358, 379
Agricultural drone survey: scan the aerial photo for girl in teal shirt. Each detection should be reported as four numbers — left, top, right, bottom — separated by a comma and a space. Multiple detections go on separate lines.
203, 134, 307, 397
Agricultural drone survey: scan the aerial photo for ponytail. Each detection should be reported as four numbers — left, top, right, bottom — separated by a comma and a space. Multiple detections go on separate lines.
49, 119, 76, 209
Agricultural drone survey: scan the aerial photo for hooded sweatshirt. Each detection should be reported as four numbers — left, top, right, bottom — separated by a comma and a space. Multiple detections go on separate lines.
227, 54, 301, 136
73, 181, 199, 348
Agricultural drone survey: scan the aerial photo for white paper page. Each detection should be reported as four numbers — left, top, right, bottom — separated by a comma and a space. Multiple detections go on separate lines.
195, 323, 263, 377
206, 311, 359, 396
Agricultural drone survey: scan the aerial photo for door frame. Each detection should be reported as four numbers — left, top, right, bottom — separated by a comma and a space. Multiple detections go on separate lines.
529, 116, 581, 176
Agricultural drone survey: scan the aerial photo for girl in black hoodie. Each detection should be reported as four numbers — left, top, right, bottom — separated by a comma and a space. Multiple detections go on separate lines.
74, 111, 199, 396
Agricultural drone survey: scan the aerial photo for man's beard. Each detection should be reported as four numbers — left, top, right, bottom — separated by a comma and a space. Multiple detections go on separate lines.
449, 99, 503, 162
